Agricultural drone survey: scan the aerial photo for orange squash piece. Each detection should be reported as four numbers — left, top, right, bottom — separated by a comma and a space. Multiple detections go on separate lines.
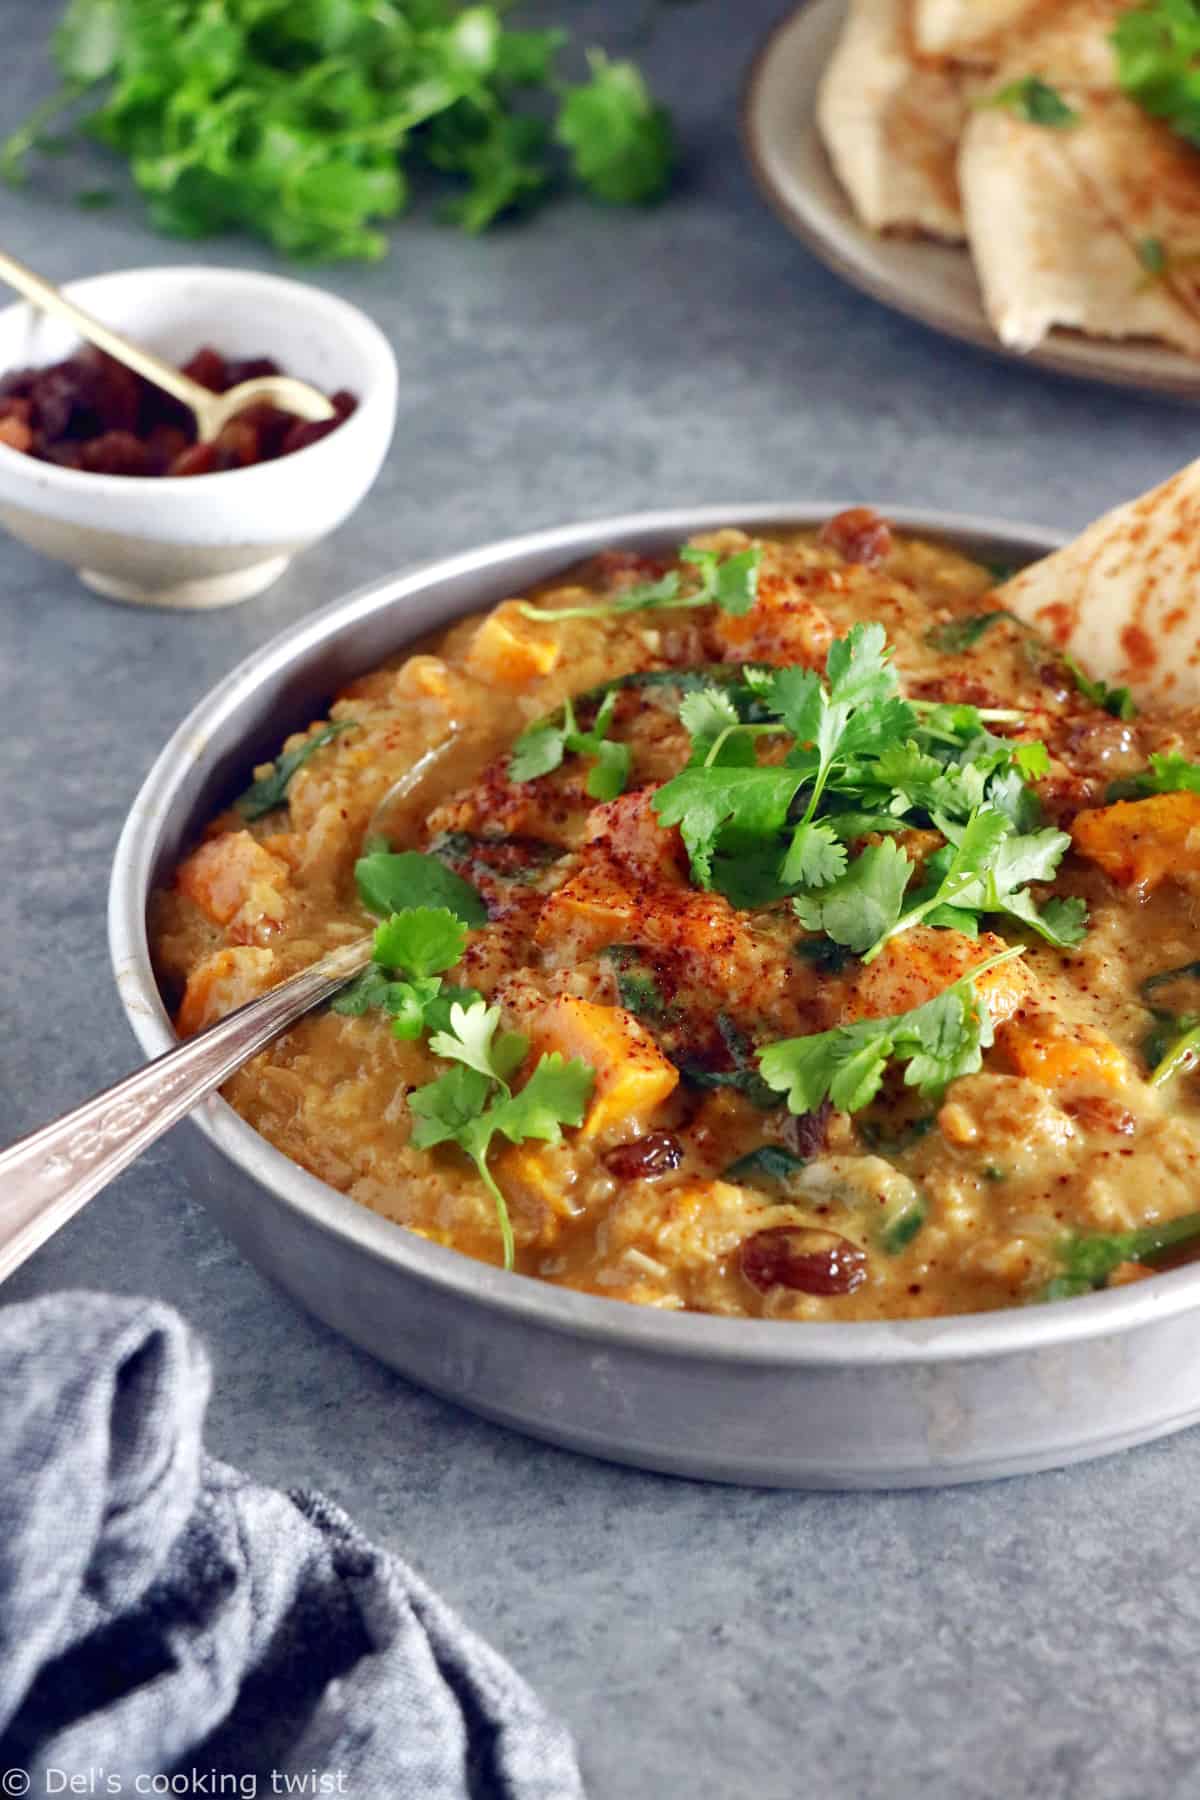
1071, 792, 1200, 897
177, 947, 277, 1037
996, 1013, 1132, 1091
176, 830, 291, 941
841, 927, 1033, 1028
464, 601, 560, 689
526, 995, 678, 1137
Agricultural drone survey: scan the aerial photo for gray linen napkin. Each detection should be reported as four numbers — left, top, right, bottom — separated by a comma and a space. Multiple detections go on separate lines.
0, 1292, 584, 1800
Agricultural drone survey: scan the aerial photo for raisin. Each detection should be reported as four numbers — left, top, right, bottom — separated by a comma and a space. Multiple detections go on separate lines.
280, 415, 340, 457
603, 1132, 684, 1180
212, 419, 260, 470
168, 441, 217, 477
222, 355, 281, 390
181, 347, 228, 392
80, 430, 150, 475
818, 506, 893, 567
740, 1227, 868, 1297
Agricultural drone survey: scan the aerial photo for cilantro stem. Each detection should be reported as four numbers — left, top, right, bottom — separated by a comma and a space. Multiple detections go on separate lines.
1150, 1022, 1200, 1088
703, 722, 788, 768
472, 1149, 516, 1271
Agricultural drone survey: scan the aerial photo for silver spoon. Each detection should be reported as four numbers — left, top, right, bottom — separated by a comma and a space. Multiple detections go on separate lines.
0, 934, 374, 1282
0, 248, 336, 441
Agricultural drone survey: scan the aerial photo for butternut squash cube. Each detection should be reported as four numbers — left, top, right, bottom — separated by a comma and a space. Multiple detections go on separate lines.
527, 995, 678, 1137
996, 1014, 1132, 1091
1071, 792, 1200, 896
464, 601, 560, 689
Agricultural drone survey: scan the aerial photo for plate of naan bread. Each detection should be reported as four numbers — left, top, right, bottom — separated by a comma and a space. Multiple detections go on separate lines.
742, 0, 1200, 398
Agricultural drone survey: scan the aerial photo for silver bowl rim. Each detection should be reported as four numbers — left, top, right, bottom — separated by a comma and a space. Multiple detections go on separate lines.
108, 500, 1200, 1369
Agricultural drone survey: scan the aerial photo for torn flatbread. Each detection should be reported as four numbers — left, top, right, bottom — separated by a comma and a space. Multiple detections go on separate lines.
998, 462, 1200, 707
817, 0, 974, 241
912, 0, 1043, 61
958, 103, 1200, 354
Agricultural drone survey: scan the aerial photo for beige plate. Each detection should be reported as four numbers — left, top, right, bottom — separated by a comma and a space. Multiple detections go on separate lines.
742, 0, 1200, 403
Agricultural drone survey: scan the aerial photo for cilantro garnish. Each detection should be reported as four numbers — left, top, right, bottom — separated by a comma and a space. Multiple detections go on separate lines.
333, 907, 480, 1038
355, 848, 488, 926
1063, 655, 1137, 721
3, 4, 674, 255
1108, 751, 1200, 802
409, 999, 593, 1268
758, 948, 1025, 1117
508, 689, 632, 800
235, 721, 355, 821
650, 622, 1079, 950
1045, 1210, 1200, 1300
517, 544, 762, 625
986, 75, 1079, 127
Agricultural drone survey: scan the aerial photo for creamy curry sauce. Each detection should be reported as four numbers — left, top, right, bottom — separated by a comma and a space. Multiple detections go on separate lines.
151, 514, 1200, 1320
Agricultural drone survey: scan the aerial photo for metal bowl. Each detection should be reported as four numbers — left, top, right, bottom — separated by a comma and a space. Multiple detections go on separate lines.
108, 504, 1200, 1488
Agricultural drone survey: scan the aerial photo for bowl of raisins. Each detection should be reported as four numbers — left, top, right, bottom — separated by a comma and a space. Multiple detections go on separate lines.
0, 265, 397, 608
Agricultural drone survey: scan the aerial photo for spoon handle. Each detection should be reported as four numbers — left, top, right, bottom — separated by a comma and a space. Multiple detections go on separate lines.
0, 247, 218, 428
0, 935, 372, 1283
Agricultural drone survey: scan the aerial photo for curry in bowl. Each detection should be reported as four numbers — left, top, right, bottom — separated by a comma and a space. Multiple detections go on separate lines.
151, 507, 1200, 1321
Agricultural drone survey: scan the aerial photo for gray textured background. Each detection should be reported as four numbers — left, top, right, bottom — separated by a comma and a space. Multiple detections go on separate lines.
2, 2, 1198, 1795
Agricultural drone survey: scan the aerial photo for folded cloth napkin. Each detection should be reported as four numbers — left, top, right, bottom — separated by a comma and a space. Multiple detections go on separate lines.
0, 1292, 584, 1800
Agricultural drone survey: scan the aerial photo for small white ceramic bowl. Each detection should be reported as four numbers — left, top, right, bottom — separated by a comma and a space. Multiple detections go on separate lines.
0, 265, 398, 609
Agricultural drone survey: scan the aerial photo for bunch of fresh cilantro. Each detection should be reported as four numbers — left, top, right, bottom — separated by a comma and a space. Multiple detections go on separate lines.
651, 620, 1088, 956
3, 0, 675, 257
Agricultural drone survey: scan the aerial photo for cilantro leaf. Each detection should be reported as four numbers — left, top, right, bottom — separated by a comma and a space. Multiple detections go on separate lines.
409, 996, 594, 1268
508, 690, 632, 800
373, 907, 468, 979
652, 765, 807, 889
986, 75, 1079, 127
759, 949, 1023, 1115
235, 721, 355, 820
355, 849, 488, 926
793, 838, 912, 953
780, 821, 849, 889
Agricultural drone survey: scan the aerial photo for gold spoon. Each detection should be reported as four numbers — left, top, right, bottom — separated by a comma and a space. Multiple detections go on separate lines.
0, 248, 336, 440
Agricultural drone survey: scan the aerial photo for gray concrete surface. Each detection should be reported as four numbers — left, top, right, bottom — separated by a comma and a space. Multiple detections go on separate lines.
2, 3, 1198, 1795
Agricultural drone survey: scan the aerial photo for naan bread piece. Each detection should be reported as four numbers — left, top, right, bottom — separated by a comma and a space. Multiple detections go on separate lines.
912, 0, 1042, 60
958, 106, 1200, 353
817, 0, 974, 241
916, 0, 1123, 83
1059, 94, 1200, 326
998, 462, 1200, 707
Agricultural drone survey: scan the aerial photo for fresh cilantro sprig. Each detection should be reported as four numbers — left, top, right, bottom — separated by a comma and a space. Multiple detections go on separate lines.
409, 1000, 594, 1268
1045, 1210, 1200, 1300
516, 544, 762, 625
235, 721, 355, 821
508, 689, 632, 800
758, 948, 1025, 1117
333, 907, 481, 1038
3, 3, 674, 257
